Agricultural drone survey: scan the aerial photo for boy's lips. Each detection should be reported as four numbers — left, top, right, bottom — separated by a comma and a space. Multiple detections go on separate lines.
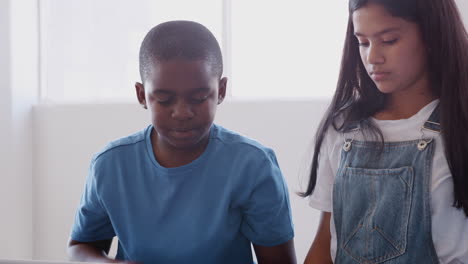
170, 128, 198, 139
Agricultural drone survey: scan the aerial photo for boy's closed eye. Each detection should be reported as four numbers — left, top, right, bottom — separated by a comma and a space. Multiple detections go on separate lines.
189, 88, 213, 104
154, 94, 174, 105
153, 92, 212, 105
190, 93, 211, 104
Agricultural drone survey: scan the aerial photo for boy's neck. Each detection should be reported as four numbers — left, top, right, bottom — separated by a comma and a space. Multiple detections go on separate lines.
151, 132, 210, 168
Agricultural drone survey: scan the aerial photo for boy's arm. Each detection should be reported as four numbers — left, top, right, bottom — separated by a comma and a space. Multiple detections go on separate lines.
304, 212, 333, 264
67, 238, 131, 263
253, 239, 297, 264
240, 150, 296, 263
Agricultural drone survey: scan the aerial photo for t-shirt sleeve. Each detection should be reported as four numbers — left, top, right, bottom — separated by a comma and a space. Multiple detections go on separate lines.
70, 158, 116, 242
240, 150, 294, 247
308, 129, 336, 212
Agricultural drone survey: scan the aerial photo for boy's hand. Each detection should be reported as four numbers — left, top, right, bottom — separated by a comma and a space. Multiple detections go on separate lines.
253, 239, 297, 264
106, 260, 140, 264
68, 238, 142, 264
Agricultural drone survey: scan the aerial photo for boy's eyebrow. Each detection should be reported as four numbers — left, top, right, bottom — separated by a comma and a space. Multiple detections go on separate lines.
152, 87, 211, 95
354, 27, 400, 37
190, 87, 211, 93
153, 90, 174, 95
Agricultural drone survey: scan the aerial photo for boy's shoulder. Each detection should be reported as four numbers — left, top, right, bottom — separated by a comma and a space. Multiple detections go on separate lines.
211, 124, 275, 158
92, 125, 150, 164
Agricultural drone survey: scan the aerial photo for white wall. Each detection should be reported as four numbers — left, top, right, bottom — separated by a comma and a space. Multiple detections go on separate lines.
459, 0, 468, 28
0, 0, 38, 259
32, 100, 328, 262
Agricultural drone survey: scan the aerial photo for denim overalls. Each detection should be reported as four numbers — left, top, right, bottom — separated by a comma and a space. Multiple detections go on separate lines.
333, 107, 440, 264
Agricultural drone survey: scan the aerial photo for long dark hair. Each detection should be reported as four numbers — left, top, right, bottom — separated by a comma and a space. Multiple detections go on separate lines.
300, 0, 468, 216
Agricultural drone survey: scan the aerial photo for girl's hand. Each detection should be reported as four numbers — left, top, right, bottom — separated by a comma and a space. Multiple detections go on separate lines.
304, 212, 333, 264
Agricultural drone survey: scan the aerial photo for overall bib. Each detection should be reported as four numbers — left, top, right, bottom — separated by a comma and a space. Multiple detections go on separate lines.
333, 107, 440, 264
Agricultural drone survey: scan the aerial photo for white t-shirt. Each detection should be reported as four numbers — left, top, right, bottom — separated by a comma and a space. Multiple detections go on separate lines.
308, 100, 468, 264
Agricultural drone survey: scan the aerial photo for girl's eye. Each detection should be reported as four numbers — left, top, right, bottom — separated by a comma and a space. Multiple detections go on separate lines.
358, 42, 369, 47
383, 39, 398, 45
356, 36, 369, 47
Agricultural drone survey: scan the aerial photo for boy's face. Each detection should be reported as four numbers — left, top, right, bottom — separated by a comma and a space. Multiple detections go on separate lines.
136, 59, 227, 151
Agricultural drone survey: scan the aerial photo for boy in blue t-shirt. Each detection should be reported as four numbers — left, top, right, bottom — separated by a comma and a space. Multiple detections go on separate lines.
67, 20, 296, 264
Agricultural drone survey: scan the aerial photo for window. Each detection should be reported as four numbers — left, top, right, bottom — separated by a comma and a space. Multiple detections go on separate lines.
231, 1, 348, 99
40, 0, 348, 102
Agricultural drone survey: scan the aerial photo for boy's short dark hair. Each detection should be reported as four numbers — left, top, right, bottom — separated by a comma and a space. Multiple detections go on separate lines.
138, 20, 223, 82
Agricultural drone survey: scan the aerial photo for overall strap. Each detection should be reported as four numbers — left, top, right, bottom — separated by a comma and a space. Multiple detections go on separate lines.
422, 104, 441, 133
342, 120, 361, 133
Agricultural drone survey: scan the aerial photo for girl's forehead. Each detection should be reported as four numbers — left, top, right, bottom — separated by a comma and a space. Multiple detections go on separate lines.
352, 3, 406, 36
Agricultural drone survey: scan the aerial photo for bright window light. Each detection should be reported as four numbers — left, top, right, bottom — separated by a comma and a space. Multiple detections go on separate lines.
40, 0, 348, 102
40, 0, 222, 102
230, 1, 348, 99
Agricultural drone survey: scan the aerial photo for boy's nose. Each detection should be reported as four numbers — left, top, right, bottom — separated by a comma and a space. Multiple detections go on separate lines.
171, 102, 195, 120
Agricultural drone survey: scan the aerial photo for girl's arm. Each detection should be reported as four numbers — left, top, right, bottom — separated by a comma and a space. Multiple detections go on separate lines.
304, 212, 333, 264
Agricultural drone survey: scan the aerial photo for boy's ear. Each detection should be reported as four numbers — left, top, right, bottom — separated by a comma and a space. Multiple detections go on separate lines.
217, 77, 228, 105
135, 82, 147, 109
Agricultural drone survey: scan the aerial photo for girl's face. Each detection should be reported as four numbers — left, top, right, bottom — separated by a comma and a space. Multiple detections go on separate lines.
353, 3, 429, 95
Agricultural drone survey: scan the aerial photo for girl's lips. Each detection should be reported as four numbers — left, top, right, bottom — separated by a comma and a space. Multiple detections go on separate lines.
371, 72, 390, 81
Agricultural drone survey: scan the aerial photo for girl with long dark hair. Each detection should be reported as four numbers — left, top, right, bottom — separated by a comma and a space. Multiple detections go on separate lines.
302, 0, 468, 263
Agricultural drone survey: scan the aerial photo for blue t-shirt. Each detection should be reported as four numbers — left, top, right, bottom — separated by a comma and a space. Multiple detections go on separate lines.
71, 124, 294, 264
